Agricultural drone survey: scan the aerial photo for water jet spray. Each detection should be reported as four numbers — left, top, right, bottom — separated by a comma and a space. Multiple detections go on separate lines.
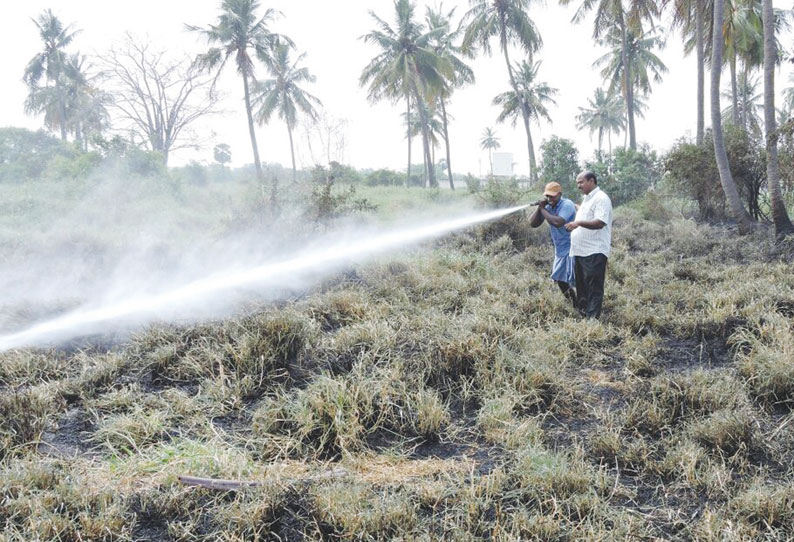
0, 204, 528, 351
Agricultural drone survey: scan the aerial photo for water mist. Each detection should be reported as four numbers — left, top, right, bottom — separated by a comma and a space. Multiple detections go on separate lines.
0, 204, 527, 351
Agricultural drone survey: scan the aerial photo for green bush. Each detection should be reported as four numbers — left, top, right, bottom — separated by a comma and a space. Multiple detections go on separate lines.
177, 161, 209, 186
663, 128, 765, 221
588, 145, 660, 206
0, 128, 76, 180
307, 169, 376, 228
464, 173, 481, 193
123, 148, 167, 177
326, 161, 363, 184
539, 136, 580, 195
43, 151, 103, 180
365, 168, 402, 186
722, 126, 765, 220
475, 177, 527, 208
662, 138, 724, 220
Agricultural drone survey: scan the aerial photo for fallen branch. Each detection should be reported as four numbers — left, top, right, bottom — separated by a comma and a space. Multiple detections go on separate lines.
177, 468, 348, 491
178, 475, 261, 491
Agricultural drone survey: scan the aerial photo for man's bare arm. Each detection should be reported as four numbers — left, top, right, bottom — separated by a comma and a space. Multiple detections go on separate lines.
564, 219, 605, 231
540, 208, 567, 228
528, 202, 545, 228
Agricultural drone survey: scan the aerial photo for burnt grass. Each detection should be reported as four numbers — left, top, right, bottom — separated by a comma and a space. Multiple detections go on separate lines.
3, 214, 794, 540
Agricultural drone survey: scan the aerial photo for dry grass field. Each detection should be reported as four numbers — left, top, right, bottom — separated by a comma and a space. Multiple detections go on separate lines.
2, 194, 794, 540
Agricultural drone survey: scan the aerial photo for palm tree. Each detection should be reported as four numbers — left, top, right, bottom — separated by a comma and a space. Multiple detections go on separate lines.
25, 52, 110, 149
61, 54, 111, 150
403, 101, 443, 184
426, 4, 474, 190
360, 0, 449, 188
721, 69, 763, 136
492, 60, 557, 178
711, 0, 755, 232
480, 127, 500, 176
187, 0, 291, 184
560, 0, 660, 150
761, 0, 793, 238
698, 0, 789, 128
463, 0, 543, 182
24, 9, 81, 141
576, 88, 625, 157
593, 27, 667, 145
252, 43, 321, 184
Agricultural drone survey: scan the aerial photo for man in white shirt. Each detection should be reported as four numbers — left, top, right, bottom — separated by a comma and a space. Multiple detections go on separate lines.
564, 171, 612, 318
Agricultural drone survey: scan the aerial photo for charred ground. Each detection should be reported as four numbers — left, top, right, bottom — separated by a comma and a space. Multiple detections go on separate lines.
2, 210, 794, 541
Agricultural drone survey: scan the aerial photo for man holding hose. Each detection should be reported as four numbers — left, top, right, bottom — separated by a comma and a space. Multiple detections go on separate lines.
529, 181, 578, 308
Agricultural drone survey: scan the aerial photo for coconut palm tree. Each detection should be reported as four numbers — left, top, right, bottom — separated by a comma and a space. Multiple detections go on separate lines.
721, 69, 763, 136
360, 0, 449, 188
560, 0, 660, 150
25, 52, 110, 149
716, 0, 761, 126
187, 0, 291, 184
480, 127, 500, 176
593, 26, 667, 145
761, 0, 793, 238
24, 9, 81, 141
594, 29, 668, 97
252, 43, 321, 184
697, 0, 787, 129
576, 88, 625, 157
711, 0, 755, 232
403, 101, 443, 184
463, 0, 543, 182
492, 60, 557, 178
61, 54, 111, 150
426, 4, 474, 190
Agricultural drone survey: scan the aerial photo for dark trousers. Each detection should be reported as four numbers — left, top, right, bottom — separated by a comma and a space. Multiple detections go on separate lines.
556, 280, 578, 309
574, 253, 608, 318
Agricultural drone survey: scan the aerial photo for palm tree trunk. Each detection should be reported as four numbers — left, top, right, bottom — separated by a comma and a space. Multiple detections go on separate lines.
762, 0, 794, 238
406, 94, 411, 187
425, 134, 434, 186
56, 81, 67, 141
730, 54, 739, 126
624, 118, 628, 148
711, 0, 755, 233
489, 148, 493, 177
524, 118, 537, 181
412, 85, 436, 188
242, 72, 264, 184
620, 15, 637, 150
440, 98, 454, 190
598, 128, 603, 156
287, 123, 297, 185
608, 130, 612, 157
741, 66, 749, 131
500, 19, 534, 183
696, 0, 705, 145
419, 119, 428, 187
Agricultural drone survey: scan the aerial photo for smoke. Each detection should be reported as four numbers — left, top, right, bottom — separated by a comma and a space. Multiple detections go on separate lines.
0, 178, 526, 351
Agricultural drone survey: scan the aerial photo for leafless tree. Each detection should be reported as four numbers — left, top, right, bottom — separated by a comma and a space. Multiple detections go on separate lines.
300, 112, 347, 168
102, 35, 220, 165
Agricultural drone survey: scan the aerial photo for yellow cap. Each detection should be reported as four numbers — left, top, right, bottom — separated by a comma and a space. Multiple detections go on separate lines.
543, 182, 562, 197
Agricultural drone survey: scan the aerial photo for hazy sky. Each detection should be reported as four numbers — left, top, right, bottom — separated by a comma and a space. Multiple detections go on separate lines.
3, 0, 792, 177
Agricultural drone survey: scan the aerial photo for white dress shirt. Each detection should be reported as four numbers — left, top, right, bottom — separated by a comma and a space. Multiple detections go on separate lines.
570, 186, 613, 258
